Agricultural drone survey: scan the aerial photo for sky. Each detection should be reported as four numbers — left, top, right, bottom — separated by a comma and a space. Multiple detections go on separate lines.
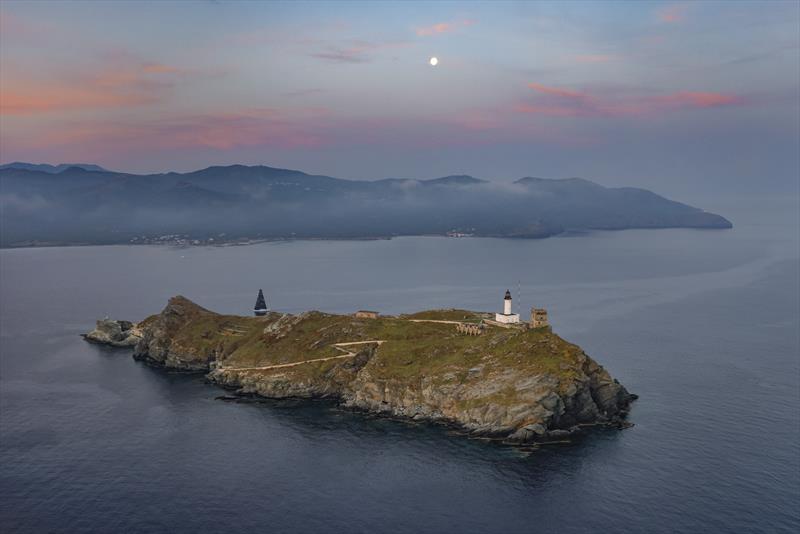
1, 0, 799, 196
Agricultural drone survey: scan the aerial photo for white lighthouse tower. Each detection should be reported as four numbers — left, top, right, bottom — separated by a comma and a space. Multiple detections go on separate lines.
495, 289, 520, 324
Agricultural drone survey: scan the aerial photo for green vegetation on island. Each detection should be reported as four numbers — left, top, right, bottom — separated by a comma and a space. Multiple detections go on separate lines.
86, 296, 636, 444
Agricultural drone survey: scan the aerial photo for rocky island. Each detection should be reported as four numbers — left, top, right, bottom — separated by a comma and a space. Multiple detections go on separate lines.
87, 296, 636, 443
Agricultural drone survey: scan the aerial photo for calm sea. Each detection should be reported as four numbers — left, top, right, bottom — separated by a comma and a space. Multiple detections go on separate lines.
1, 196, 798, 533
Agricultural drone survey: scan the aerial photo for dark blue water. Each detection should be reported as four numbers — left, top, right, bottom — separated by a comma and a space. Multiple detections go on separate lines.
1, 197, 798, 533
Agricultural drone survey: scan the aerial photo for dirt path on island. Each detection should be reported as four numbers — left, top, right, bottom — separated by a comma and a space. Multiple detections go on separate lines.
220, 340, 385, 372
406, 319, 465, 324
220, 319, 476, 372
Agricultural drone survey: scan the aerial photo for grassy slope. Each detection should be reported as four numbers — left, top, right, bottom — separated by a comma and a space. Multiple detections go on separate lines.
400, 309, 488, 322
145, 302, 585, 399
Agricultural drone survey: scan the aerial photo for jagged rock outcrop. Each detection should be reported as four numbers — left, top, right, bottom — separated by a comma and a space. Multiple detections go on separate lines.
102, 296, 637, 442
131, 296, 221, 371
339, 349, 633, 440
83, 319, 142, 347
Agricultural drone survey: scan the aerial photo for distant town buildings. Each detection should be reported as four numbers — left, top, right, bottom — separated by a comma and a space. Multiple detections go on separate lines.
354, 310, 379, 319
445, 231, 475, 238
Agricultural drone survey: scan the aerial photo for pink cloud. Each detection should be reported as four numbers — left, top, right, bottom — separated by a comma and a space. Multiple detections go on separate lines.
1, 87, 157, 115
310, 45, 371, 63
162, 111, 326, 150
1, 66, 167, 115
310, 39, 409, 63
142, 63, 181, 74
519, 82, 743, 117
654, 91, 742, 108
1, 58, 195, 115
574, 54, 615, 63
6, 103, 598, 167
416, 22, 453, 36
35, 108, 330, 154
657, 4, 688, 23
515, 104, 588, 117
415, 19, 476, 36
527, 82, 586, 99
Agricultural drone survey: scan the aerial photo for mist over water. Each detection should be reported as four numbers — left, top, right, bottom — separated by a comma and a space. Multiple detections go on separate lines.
0, 164, 734, 246
1, 197, 798, 533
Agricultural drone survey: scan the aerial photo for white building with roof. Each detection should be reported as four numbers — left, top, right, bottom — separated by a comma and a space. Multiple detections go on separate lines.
495, 289, 520, 324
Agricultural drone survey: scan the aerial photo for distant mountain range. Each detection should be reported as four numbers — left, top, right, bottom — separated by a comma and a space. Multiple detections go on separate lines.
0, 162, 108, 173
0, 163, 732, 247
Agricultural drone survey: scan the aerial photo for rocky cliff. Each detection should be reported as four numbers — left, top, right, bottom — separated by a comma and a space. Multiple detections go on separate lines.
96, 296, 636, 443
83, 318, 142, 347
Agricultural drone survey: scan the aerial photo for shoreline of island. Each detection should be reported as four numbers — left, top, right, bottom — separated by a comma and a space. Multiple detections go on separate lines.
83, 295, 637, 445
3, 222, 732, 250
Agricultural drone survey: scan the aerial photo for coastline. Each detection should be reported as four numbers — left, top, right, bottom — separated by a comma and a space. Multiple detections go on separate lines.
85, 298, 637, 445
1, 223, 733, 250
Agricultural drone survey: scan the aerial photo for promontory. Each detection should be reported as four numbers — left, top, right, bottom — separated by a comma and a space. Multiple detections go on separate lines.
85, 296, 636, 443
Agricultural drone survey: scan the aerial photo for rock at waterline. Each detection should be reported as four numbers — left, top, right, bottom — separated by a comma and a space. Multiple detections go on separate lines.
82, 318, 142, 348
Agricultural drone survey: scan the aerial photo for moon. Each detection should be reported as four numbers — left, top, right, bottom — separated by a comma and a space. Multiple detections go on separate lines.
429, 57, 439, 66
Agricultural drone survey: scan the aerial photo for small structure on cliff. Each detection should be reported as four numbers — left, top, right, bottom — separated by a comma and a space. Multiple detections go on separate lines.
456, 322, 484, 336
354, 310, 379, 319
495, 289, 520, 324
530, 308, 549, 328
254, 289, 268, 316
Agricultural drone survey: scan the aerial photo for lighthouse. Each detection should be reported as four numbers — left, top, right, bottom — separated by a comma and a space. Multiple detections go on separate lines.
495, 289, 520, 324
254, 289, 268, 316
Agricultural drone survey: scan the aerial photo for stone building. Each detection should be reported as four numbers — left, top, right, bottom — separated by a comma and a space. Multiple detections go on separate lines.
530, 308, 549, 328
456, 322, 484, 336
354, 310, 379, 319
